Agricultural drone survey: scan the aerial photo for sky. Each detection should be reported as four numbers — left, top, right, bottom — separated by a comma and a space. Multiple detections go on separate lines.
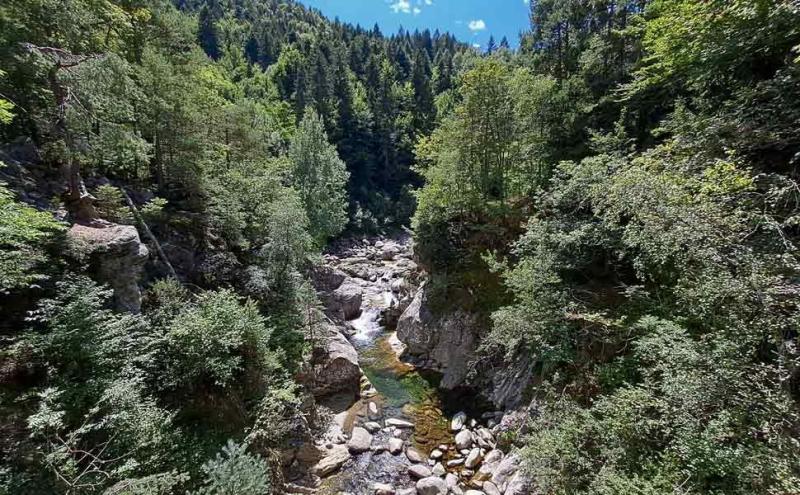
297, 0, 531, 50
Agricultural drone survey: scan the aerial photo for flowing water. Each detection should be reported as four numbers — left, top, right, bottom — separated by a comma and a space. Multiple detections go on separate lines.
316, 238, 453, 494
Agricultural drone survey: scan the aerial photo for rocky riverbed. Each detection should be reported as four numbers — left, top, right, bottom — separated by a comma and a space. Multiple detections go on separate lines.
288, 235, 532, 495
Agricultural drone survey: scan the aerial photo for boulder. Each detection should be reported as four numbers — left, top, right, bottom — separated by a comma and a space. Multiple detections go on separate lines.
451, 412, 467, 432
389, 438, 404, 455
310, 444, 350, 477
396, 287, 479, 389
408, 464, 432, 479
490, 453, 521, 487
311, 265, 346, 292
465, 448, 482, 469
67, 223, 149, 313
416, 476, 447, 495
482, 482, 501, 495
455, 430, 473, 450
405, 447, 425, 463
347, 427, 373, 454
308, 314, 361, 398
332, 280, 363, 320
364, 421, 382, 433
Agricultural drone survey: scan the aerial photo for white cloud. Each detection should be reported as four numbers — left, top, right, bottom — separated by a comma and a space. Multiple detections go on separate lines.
425, 0, 433, 4
468, 19, 487, 31
413, 7, 421, 15
390, 0, 411, 14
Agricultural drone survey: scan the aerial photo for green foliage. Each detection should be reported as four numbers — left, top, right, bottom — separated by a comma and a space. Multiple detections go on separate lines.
94, 185, 134, 224
0, 177, 64, 292
194, 440, 271, 495
289, 108, 349, 245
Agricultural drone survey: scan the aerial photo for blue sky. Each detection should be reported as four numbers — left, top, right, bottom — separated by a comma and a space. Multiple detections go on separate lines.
297, 0, 531, 50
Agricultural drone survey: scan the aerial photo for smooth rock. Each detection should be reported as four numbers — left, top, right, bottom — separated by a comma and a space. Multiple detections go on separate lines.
347, 427, 372, 453
451, 411, 467, 431
387, 418, 415, 429
415, 476, 447, 495
465, 448, 482, 469
406, 447, 425, 463
408, 464, 433, 479
464, 491, 485, 495
446, 458, 464, 467
333, 280, 363, 320
455, 430, 473, 450
445, 473, 459, 489
431, 462, 446, 477
310, 444, 350, 477
364, 421, 382, 433
490, 453, 520, 487
482, 481, 501, 495
430, 448, 443, 460
389, 438, 404, 455
368, 401, 380, 419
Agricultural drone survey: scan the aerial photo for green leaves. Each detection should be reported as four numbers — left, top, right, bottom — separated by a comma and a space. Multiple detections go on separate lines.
288, 107, 349, 245
0, 178, 64, 292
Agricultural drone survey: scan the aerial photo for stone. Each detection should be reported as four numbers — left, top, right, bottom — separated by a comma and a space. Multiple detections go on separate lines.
408, 464, 432, 479
347, 427, 372, 454
310, 444, 350, 477
406, 447, 425, 463
333, 280, 363, 320
374, 483, 395, 495
396, 287, 480, 389
397, 489, 416, 495
308, 313, 361, 397
368, 401, 380, 419
455, 430, 473, 450
386, 418, 415, 429
446, 458, 464, 467
430, 448, 444, 460
415, 476, 447, 495
482, 482, 501, 495
389, 438, 404, 455
364, 421, 382, 433
445, 473, 459, 489
465, 448, 482, 469
431, 462, 446, 477
464, 491, 485, 495
451, 412, 467, 431
310, 265, 346, 292
490, 453, 521, 487
67, 223, 149, 313
504, 472, 533, 495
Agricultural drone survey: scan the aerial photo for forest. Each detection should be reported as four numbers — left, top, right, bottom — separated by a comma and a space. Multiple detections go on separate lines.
1, 0, 799, 494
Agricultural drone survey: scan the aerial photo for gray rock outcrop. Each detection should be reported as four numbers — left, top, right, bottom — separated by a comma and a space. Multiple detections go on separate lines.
67, 223, 148, 313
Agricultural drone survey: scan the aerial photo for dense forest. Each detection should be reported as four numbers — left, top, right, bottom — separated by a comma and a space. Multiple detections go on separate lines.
1, 0, 799, 494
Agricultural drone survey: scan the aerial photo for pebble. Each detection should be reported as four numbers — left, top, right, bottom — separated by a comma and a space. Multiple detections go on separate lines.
455, 430, 473, 450
432, 462, 446, 477
363, 421, 381, 433
430, 449, 444, 460
447, 458, 465, 467
451, 411, 467, 431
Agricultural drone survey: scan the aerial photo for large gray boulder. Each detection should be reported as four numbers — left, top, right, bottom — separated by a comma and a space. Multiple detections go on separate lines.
67, 223, 148, 313
396, 286, 479, 389
308, 313, 361, 398
332, 280, 364, 320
